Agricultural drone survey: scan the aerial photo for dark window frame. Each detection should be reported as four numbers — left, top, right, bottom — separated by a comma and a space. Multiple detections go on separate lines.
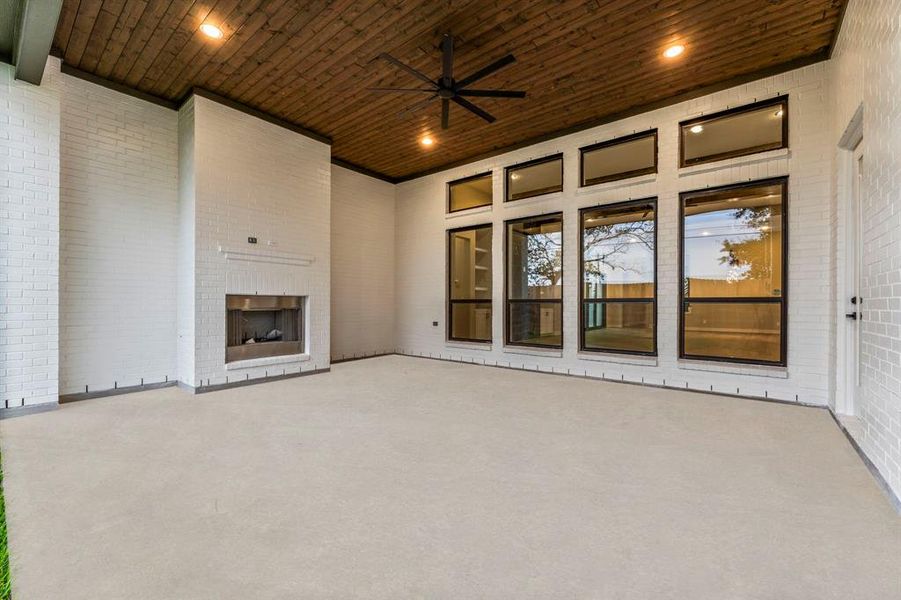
579, 198, 658, 356
447, 171, 494, 214
679, 95, 789, 168
579, 130, 658, 187
447, 222, 494, 344
504, 153, 564, 202
504, 212, 564, 349
678, 176, 789, 366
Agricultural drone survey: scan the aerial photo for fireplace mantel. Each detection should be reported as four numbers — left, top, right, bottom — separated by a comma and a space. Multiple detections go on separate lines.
218, 244, 315, 267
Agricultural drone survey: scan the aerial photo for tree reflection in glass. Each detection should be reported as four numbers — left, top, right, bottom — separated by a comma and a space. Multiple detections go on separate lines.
681, 181, 785, 364
507, 215, 563, 347
581, 202, 656, 354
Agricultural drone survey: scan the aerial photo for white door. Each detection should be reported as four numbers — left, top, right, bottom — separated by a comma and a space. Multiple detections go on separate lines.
843, 144, 864, 415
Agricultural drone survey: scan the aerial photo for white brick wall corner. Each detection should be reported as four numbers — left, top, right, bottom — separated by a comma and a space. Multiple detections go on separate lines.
0, 59, 61, 408
830, 0, 901, 500
330, 165, 396, 361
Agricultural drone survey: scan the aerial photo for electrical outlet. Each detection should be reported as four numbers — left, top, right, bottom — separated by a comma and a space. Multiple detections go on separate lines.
432, 321, 438, 327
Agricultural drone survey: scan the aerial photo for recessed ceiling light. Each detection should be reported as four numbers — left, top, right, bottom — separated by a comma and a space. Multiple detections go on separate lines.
200, 23, 223, 39
690, 124, 704, 134
420, 136, 434, 147
663, 44, 685, 59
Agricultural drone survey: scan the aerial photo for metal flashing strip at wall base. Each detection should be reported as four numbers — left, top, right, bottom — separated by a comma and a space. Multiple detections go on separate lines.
184, 367, 331, 394
59, 380, 178, 404
0, 403, 58, 420
828, 411, 901, 515
395, 350, 821, 407
397, 350, 901, 513
330, 351, 397, 364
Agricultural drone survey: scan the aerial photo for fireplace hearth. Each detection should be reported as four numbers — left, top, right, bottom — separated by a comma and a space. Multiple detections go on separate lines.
226, 295, 304, 363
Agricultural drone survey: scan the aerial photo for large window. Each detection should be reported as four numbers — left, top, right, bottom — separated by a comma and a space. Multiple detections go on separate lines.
680, 96, 788, 167
580, 199, 656, 355
448, 224, 493, 342
580, 130, 657, 187
448, 172, 492, 213
680, 178, 787, 365
505, 213, 563, 348
505, 154, 563, 202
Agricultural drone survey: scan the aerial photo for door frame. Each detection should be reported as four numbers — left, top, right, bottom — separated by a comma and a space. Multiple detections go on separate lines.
835, 105, 864, 416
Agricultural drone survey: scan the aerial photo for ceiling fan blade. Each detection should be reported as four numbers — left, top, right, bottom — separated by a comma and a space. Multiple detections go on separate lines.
455, 54, 516, 89
367, 87, 436, 93
441, 99, 450, 129
441, 34, 453, 88
396, 94, 438, 118
457, 89, 526, 98
452, 96, 495, 123
378, 53, 438, 88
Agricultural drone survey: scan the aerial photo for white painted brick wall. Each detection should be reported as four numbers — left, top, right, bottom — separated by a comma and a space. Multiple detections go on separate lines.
830, 0, 901, 498
0, 59, 61, 408
176, 98, 196, 386
182, 96, 332, 388
58, 73, 178, 395
330, 165, 396, 360
395, 63, 832, 406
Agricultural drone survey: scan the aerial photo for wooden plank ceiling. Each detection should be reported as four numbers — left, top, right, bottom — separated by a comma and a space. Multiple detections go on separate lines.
52, 0, 845, 181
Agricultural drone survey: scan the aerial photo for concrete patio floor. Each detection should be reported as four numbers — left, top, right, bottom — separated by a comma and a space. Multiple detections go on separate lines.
1, 355, 899, 599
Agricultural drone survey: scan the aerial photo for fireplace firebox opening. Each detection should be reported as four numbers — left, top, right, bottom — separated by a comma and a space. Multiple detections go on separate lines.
226, 295, 304, 363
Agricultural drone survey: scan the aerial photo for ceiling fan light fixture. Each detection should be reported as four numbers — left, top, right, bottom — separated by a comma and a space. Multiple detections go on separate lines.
200, 23, 223, 39
663, 44, 685, 59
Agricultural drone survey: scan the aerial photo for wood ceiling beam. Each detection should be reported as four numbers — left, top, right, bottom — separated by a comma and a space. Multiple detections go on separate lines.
12, 0, 63, 84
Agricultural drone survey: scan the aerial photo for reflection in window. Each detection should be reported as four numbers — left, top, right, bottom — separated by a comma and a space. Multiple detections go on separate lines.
681, 179, 787, 365
505, 155, 563, 201
448, 225, 492, 342
581, 130, 657, 186
581, 200, 656, 354
448, 172, 492, 213
506, 214, 563, 347
680, 96, 787, 167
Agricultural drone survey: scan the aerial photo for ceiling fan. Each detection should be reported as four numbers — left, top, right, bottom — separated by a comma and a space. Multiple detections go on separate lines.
371, 34, 526, 129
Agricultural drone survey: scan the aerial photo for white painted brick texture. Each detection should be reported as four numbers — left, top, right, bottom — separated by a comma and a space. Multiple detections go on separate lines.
330, 165, 396, 360
830, 0, 901, 498
0, 59, 61, 408
59, 74, 178, 395
395, 63, 832, 406
185, 96, 331, 388
176, 98, 196, 386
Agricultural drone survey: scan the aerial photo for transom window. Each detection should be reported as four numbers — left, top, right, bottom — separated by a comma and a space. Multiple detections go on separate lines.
448, 224, 493, 342
580, 130, 657, 187
448, 172, 492, 213
680, 96, 788, 167
680, 178, 787, 365
505, 213, 563, 348
505, 155, 563, 202
580, 199, 656, 355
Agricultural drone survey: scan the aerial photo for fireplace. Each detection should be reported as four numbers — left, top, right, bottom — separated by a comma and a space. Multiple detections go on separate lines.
226, 295, 304, 363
